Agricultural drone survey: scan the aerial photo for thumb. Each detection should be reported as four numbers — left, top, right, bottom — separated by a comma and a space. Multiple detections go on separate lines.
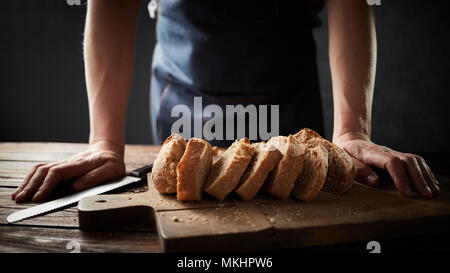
352, 157, 380, 187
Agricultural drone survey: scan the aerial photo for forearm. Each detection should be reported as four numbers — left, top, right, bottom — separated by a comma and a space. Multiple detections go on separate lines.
327, 0, 377, 141
323, 1, 440, 198
84, 0, 140, 155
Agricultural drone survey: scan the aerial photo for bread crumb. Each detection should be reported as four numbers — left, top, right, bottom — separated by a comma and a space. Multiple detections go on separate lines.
170, 216, 183, 223
268, 217, 275, 224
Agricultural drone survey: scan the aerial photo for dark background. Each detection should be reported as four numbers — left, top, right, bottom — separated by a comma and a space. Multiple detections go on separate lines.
1, 0, 449, 152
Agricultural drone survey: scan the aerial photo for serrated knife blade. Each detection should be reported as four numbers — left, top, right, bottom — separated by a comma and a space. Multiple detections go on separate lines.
7, 164, 152, 223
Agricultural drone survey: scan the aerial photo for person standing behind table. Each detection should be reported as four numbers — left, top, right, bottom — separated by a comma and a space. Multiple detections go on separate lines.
12, 0, 440, 203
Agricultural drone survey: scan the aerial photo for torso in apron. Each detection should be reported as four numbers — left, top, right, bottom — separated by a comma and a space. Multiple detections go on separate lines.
150, 0, 324, 146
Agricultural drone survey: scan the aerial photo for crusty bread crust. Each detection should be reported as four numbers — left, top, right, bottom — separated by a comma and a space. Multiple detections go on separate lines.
291, 145, 328, 202
294, 128, 322, 143
321, 143, 355, 193
212, 146, 225, 165
204, 138, 256, 201
176, 138, 212, 201
264, 135, 306, 200
151, 134, 186, 194
294, 128, 355, 193
235, 142, 283, 201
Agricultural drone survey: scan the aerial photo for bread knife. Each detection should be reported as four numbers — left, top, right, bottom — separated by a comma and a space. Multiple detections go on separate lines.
6, 163, 153, 223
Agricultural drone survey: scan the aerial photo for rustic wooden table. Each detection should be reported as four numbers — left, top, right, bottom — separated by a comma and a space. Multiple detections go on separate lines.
0, 142, 162, 253
0, 142, 449, 253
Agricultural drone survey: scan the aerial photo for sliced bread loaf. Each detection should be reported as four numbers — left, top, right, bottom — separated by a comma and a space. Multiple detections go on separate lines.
235, 142, 283, 201
264, 135, 306, 199
291, 145, 328, 202
151, 134, 186, 194
294, 128, 355, 193
204, 138, 256, 201
176, 138, 213, 201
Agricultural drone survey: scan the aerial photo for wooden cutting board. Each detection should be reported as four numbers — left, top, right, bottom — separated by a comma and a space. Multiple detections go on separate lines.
78, 174, 450, 252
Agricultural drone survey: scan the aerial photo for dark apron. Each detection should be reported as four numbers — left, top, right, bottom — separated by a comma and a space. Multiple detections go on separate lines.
150, 0, 324, 147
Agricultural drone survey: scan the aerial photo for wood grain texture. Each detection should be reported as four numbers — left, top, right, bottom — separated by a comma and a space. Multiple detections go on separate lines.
0, 225, 161, 253
0, 177, 24, 188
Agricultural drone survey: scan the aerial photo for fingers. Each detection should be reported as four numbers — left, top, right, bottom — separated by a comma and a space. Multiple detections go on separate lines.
384, 156, 417, 198
390, 151, 440, 197
31, 158, 106, 202
12, 163, 45, 199
401, 156, 433, 198
12, 149, 124, 203
72, 161, 125, 192
352, 157, 380, 187
416, 156, 440, 196
14, 163, 59, 203
345, 143, 416, 197
345, 141, 438, 198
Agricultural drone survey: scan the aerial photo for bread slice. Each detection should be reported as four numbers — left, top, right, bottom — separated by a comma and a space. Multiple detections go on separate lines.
235, 142, 282, 201
291, 145, 328, 202
212, 146, 225, 165
264, 135, 306, 200
204, 138, 256, 201
176, 138, 213, 201
294, 128, 355, 193
151, 134, 186, 194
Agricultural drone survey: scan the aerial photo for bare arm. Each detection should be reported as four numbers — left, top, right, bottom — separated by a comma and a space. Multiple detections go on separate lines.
85, 0, 140, 155
13, 0, 140, 202
327, 0, 439, 198
328, 0, 375, 139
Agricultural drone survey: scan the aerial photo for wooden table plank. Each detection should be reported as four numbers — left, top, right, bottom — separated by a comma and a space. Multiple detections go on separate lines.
0, 225, 161, 253
0, 152, 75, 162
0, 177, 25, 188
0, 142, 160, 164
